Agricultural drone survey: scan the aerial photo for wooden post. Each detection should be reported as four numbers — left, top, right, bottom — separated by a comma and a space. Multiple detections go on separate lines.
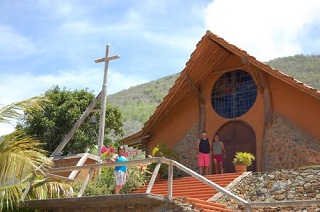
95, 45, 120, 157
68, 152, 90, 180
50, 92, 102, 157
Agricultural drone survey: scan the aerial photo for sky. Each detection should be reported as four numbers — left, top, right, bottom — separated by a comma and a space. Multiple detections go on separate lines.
1, 0, 320, 135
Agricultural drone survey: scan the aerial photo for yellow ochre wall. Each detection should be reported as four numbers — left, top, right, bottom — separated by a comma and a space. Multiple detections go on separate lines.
269, 76, 320, 140
148, 93, 199, 152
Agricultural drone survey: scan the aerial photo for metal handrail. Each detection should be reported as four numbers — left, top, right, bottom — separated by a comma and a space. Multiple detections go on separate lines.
44, 157, 320, 212
46, 157, 251, 210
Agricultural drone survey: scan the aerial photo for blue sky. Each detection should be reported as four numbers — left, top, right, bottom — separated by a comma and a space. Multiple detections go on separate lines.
1, 0, 320, 135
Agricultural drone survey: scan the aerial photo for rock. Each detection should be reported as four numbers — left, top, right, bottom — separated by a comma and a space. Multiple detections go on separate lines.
275, 194, 286, 201
215, 167, 320, 211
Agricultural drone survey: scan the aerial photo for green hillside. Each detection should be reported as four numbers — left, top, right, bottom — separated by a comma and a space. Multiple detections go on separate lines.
108, 54, 320, 137
266, 54, 320, 90
108, 74, 179, 136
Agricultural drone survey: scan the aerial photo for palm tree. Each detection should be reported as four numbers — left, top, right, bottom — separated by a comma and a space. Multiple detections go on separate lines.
0, 96, 73, 211
0, 96, 44, 124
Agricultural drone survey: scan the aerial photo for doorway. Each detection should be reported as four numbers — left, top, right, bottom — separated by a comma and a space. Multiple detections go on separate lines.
215, 120, 256, 173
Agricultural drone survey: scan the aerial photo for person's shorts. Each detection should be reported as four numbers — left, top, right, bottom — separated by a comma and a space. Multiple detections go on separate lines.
114, 170, 126, 185
198, 152, 210, 167
213, 154, 224, 163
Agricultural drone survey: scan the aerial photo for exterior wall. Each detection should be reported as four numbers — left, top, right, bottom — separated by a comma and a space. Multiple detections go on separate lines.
269, 75, 320, 140
263, 75, 320, 170
265, 113, 320, 170
145, 69, 319, 174
147, 93, 199, 153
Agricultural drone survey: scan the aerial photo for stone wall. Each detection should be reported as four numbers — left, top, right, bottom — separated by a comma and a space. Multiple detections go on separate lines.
265, 113, 320, 171
215, 166, 320, 211
174, 122, 200, 176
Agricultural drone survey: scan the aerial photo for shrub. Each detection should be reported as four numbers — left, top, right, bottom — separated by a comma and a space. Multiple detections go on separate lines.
232, 152, 255, 167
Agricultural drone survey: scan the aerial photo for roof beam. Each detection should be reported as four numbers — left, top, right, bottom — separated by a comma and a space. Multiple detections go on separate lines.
183, 74, 204, 103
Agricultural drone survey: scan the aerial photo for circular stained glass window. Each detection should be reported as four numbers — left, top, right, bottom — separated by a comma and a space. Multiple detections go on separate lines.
211, 70, 257, 119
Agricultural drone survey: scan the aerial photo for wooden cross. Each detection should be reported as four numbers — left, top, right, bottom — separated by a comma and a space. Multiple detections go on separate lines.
95, 45, 120, 158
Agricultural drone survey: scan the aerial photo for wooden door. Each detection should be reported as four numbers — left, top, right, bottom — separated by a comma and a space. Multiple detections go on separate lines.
216, 121, 256, 173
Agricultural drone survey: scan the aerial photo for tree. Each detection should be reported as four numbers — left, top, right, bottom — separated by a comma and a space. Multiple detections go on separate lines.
17, 86, 124, 155
0, 97, 73, 211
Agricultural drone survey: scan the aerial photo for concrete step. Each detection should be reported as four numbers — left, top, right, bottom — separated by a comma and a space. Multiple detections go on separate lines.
185, 197, 233, 212
130, 172, 240, 210
133, 182, 229, 193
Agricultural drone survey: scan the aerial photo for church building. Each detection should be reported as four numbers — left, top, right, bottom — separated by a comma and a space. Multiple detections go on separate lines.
121, 30, 320, 174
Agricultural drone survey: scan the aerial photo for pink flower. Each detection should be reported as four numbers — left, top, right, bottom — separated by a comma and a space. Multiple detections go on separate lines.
101, 146, 107, 153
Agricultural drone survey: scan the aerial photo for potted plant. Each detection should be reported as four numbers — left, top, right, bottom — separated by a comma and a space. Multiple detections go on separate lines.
148, 144, 180, 179
232, 152, 255, 172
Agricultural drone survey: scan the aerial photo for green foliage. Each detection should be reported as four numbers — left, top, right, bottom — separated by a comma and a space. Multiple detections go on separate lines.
0, 98, 73, 212
149, 144, 180, 178
232, 152, 255, 167
72, 167, 115, 196
121, 164, 150, 193
108, 74, 179, 136
0, 133, 55, 209
151, 144, 180, 161
17, 86, 124, 155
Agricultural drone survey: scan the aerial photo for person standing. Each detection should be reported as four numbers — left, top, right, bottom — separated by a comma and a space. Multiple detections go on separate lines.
197, 131, 212, 175
110, 145, 128, 194
212, 134, 225, 174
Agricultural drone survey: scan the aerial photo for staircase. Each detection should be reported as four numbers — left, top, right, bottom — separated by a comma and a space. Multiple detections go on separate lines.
131, 172, 243, 212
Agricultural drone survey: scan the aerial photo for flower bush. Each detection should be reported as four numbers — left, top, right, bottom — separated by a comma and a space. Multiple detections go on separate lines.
72, 144, 150, 195
100, 145, 116, 162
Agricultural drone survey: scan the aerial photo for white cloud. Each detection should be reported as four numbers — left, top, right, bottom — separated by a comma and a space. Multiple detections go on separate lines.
0, 67, 147, 105
143, 31, 200, 52
205, 0, 320, 61
0, 25, 38, 61
0, 66, 148, 136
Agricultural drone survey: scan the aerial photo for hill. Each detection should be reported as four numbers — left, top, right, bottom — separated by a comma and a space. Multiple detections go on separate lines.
266, 54, 320, 89
108, 54, 320, 137
108, 74, 179, 136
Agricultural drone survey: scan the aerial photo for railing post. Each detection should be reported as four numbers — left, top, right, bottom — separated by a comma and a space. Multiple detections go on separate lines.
20, 173, 37, 201
167, 162, 173, 202
77, 167, 95, 197
69, 153, 89, 180
146, 160, 161, 193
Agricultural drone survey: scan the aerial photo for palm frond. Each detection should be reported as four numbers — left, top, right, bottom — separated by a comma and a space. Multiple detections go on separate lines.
0, 184, 24, 211
0, 95, 48, 124
0, 130, 52, 186
27, 178, 74, 199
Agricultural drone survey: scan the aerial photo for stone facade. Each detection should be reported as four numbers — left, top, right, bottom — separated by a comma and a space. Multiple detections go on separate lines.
215, 166, 320, 211
265, 113, 320, 171
174, 122, 200, 176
